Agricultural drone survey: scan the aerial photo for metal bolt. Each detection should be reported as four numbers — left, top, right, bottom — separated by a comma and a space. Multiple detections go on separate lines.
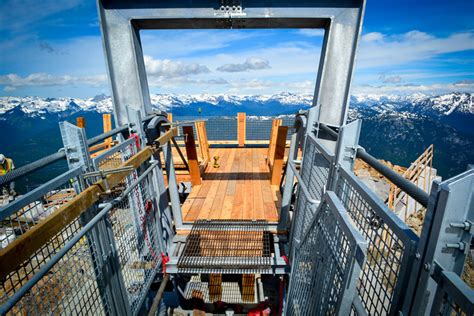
446, 242, 466, 251
424, 263, 430, 271
449, 221, 471, 231
415, 253, 421, 260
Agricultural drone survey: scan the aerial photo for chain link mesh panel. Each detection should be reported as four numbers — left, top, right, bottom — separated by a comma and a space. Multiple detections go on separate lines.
431, 273, 473, 316
246, 118, 273, 141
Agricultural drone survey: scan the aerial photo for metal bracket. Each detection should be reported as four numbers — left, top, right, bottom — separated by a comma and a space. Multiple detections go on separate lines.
83, 166, 135, 194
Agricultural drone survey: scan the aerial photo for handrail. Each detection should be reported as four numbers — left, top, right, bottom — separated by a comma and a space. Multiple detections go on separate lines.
337, 165, 419, 244
288, 159, 320, 205
0, 113, 164, 187
319, 122, 430, 208
0, 167, 83, 221
0, 203, 113, 315
0, 127, 177, 281
0, 126, 128, 187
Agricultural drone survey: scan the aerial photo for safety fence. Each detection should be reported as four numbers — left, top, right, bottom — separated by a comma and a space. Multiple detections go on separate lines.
430, 266, 474, 315
0, 167, 84, 304
172, 114, 295, 143
335, 166, 418, 315
285, 126, 473, 315
286, 192, 367, 315
290, 133, 333, 247
0, 118, 177, 315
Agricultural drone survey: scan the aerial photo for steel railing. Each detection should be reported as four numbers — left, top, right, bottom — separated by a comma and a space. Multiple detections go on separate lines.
0, 142, 171, 316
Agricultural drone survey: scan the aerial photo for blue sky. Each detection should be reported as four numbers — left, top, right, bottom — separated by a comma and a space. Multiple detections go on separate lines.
0, 0, 473, 97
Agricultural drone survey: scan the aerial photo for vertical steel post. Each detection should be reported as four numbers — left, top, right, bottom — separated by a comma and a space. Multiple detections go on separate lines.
279, 133, 298, 231
406, 169, 474, 315
150, 148, 175, 252
60, 122, 130, 314
330, 119, 361, 190
163, 141, 183, 230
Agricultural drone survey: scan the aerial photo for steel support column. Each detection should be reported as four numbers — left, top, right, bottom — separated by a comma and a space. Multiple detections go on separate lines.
98, 0, 365, 127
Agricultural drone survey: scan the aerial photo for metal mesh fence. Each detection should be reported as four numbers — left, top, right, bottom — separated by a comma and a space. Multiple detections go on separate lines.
291, 134, 333, 244
430, 270, 474, 316
5, 229, 110, 315
286, 193, 366, 315
0, 169, 83, 304
92, 137, 137, 172
205, 117, 237, 141
1, 159, 165, 315
108, 165, 163, 315
173, 115, 295, 142
246, 118, 273, 141
335, 166, 416, 315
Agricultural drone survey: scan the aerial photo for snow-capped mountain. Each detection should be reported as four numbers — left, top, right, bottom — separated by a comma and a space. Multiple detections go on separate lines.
0, 91, 472, 188
1, 92, 471, 117
350, 92, 473, 116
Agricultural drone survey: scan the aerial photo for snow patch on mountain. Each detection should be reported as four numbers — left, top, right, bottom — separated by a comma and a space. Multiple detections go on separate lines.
0, 92, 472, 117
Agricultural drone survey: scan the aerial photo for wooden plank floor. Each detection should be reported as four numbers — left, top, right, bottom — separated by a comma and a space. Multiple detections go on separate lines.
181, 148, 281, 223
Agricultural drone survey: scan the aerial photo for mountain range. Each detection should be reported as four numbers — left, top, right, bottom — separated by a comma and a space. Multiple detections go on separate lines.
0, 92, 472, 192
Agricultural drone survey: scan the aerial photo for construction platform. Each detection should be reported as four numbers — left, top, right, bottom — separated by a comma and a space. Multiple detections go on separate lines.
180, 147, 281, 224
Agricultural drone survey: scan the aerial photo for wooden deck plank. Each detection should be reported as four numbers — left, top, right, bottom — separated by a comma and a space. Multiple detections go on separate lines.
195, 148, 223, 220
199, 148, 231, 219
252, 148, 265, 219
208, 148, 235, 218
243, 149, 254, 219
181, 147, 280, 223
182, 148, 220, 221
231, 148, 246, 220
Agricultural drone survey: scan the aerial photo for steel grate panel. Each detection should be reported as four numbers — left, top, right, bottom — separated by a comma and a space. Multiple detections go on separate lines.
287, 196, 364, 315
292, 135, 332, 244
335, 170, 408, 315
177, 220, 272, 274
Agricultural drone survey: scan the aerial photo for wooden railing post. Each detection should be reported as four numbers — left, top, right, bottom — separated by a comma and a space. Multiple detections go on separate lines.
237, 112, 246, 147
183, 126, 201, 186
267, 119, 282, 166
76, 117, 85, 128
103, 113, 112, 148
195, 121, 210, 163
167, 112, 173, 122
270, 126, 288, 185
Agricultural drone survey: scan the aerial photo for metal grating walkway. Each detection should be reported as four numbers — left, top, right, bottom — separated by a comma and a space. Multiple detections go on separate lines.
177, 220, 272, 274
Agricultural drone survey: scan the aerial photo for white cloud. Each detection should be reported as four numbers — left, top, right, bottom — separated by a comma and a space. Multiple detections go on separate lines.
361, 32, 384, 42
379, 74, 402, 83
298, 29, 325, 37
216, 58, 271, 72
357, 31, 474, 69
352, 81, 474, 95
144, 55, 210, 77
0, 73, 107, 90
